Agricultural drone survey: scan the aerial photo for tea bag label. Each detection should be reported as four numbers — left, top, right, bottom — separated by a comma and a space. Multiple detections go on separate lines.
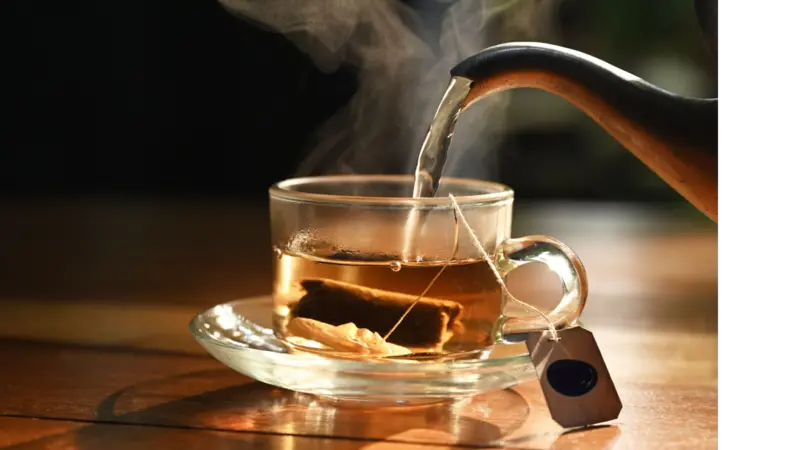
526, 326, 622, 429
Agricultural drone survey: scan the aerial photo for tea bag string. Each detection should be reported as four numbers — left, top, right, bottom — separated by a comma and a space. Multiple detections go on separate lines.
383, 206, 460, 341
448, 194, 560, 342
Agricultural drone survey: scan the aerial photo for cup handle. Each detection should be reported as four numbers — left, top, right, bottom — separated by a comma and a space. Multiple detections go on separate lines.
493, 235, 589, 343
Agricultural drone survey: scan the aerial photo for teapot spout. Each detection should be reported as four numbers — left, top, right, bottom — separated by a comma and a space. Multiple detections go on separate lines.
451, 43, 718, 222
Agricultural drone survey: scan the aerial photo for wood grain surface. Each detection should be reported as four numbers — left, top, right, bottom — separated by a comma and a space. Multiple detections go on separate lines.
0, 340, 715, 449
0, 417, 449, 450
0, 200, 717, 449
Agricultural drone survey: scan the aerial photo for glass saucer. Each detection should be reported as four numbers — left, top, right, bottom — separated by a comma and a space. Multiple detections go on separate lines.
189, 297, 537, 404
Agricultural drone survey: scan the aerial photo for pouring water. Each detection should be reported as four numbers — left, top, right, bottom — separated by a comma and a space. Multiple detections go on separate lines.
403, 77, 473, 260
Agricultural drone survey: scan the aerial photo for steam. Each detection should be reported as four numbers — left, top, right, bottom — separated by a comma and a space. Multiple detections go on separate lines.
219, 0, 560, 179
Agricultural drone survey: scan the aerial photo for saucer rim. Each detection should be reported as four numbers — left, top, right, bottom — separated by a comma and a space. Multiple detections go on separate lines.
189, 296, 535, 374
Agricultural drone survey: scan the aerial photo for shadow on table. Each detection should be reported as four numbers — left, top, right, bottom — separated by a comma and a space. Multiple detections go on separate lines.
6, 369, 621, 449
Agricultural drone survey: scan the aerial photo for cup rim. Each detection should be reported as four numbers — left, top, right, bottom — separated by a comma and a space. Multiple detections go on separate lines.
269, 174, 513, 207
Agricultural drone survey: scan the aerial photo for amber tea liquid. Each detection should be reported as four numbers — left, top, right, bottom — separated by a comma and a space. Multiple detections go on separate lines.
273, 250, 501, 358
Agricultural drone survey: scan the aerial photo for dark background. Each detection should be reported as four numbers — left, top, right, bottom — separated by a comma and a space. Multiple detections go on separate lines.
2, 0, 717, 202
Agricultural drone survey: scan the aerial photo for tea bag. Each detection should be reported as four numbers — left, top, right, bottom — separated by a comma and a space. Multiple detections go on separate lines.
289, 279, 464, 350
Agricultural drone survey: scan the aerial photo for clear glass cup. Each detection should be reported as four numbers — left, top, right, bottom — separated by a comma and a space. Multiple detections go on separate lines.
269, 175, 587, 361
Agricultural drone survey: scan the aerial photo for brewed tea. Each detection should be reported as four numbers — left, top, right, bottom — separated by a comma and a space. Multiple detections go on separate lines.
273, 250, 501, 360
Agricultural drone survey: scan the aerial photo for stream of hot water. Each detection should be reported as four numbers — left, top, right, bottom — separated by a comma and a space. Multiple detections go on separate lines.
403, 77, 473, 260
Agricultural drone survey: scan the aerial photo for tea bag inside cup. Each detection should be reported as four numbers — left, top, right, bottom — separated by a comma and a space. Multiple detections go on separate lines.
286, 277, 464, 356
276, 206, 492, 360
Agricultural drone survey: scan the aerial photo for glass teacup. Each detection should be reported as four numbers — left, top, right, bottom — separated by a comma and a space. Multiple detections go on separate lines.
269, 175, 587, 361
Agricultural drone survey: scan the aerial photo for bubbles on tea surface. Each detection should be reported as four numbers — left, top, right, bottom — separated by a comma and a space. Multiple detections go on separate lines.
389, 261, 402, 272
285, 231, 325, 256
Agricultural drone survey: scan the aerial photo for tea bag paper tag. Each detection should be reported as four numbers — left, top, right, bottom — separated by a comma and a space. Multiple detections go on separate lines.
526, 326, 622, 429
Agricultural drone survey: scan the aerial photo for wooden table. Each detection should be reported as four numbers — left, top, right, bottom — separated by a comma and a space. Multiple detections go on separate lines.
0, 199, 718, 449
